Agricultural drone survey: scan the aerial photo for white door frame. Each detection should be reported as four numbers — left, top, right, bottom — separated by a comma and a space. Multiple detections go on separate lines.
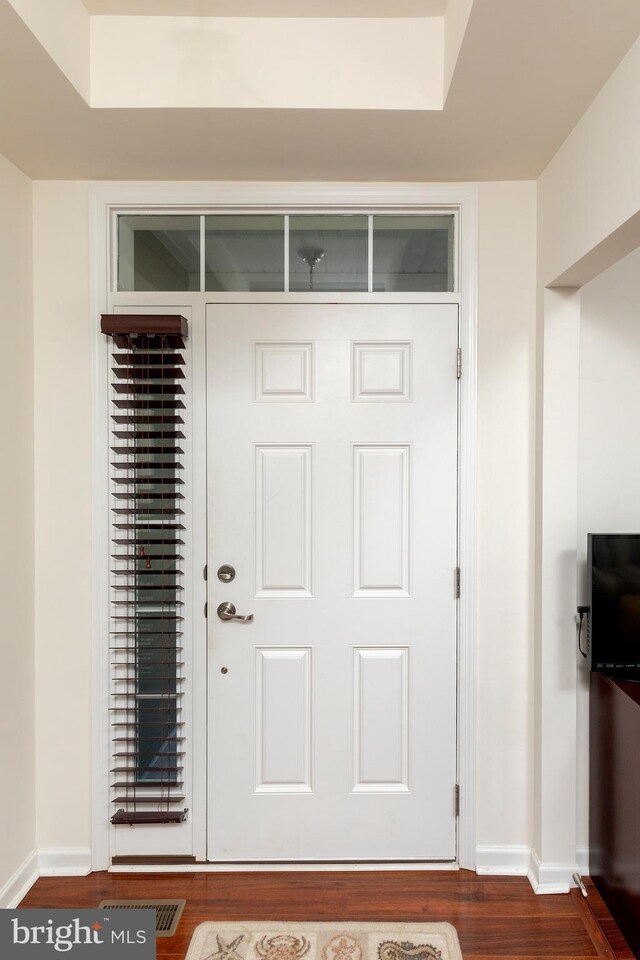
89, 182, 478, 872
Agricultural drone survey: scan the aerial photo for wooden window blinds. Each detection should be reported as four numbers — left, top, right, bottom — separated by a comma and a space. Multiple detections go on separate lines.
101, 314, 189, 826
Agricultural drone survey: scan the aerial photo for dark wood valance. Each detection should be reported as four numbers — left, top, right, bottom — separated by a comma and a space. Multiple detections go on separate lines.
101, 314, 189, 337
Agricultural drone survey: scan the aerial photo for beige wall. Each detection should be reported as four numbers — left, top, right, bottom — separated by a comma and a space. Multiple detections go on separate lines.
31, 180, 538, 857
539, 35, 640, 287
0, 153, 35, 895
476, 181, 537, 851
33, 182, 93, 851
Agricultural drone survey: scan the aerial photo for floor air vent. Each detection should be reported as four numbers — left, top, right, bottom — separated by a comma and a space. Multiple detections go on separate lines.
98, 899, 186, 937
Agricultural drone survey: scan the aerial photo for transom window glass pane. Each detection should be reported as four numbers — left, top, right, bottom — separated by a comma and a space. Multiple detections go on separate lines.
116, 212, 457, 293
289, 216, 368, 292
118, 215, 200, 292
205, 215, 284, 291
373, 215, 455, 292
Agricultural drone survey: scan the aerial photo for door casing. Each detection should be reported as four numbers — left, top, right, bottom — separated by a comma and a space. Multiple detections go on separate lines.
89, 182, 478, 873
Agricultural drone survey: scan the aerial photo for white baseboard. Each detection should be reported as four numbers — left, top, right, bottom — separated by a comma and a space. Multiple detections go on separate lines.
475, 845, 583, 895
3, 844, 586, 896
527, 849, 579, 894
0, 847, 92, 908
37, 847, 92, 877
475, 844, 531, 875
0, 850, 39, 908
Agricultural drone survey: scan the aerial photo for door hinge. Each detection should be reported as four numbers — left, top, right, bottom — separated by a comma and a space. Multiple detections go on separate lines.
204, 601, 208, 618
203, 564, 208, 581
455, 566, 461, 599
456, 347, 462, 380
455, 784, 460, 817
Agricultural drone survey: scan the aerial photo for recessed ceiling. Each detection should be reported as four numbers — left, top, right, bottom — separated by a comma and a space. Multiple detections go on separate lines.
83, 0, 446, 16
1, 0, 640, 181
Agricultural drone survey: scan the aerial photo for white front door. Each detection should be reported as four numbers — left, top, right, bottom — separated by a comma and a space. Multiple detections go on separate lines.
206, 303, 458, 862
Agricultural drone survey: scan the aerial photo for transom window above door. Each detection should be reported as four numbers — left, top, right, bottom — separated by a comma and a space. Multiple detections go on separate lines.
117, 214, 456, 294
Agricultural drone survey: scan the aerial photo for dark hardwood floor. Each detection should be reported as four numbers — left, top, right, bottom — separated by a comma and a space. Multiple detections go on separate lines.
19, 870, 634, 960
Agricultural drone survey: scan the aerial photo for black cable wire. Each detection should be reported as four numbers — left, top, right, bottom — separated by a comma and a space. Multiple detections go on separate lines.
577, 611, 587, 658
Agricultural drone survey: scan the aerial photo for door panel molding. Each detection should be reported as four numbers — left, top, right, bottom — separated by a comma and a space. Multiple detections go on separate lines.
353, 647, 410, 793
353, 444, 411, 597
255, 647, 313, 794
255, 444, 313, 598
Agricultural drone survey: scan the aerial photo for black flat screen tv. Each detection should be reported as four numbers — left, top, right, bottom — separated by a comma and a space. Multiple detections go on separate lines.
588, 533, 640, 677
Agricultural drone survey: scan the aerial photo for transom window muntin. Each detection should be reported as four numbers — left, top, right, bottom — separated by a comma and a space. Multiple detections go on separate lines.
117, 213, 456, 294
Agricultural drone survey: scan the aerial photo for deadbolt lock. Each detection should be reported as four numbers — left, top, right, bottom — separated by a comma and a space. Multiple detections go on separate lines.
217, 564, 236, 583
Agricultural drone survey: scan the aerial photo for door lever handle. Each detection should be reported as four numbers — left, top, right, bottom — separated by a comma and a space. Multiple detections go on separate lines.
217, 601, 254, 623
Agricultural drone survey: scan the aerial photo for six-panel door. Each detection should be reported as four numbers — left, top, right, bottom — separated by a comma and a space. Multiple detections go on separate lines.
206, 303, 458, 862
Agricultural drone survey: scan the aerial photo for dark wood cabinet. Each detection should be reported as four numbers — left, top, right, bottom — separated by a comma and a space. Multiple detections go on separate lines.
590, 671, 640, 958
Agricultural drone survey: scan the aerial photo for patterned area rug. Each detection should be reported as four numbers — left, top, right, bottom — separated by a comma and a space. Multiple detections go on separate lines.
185, 922, 463, 960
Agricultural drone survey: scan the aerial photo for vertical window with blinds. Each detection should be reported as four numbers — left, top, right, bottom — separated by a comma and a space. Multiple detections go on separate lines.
101, 315, 189, 826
